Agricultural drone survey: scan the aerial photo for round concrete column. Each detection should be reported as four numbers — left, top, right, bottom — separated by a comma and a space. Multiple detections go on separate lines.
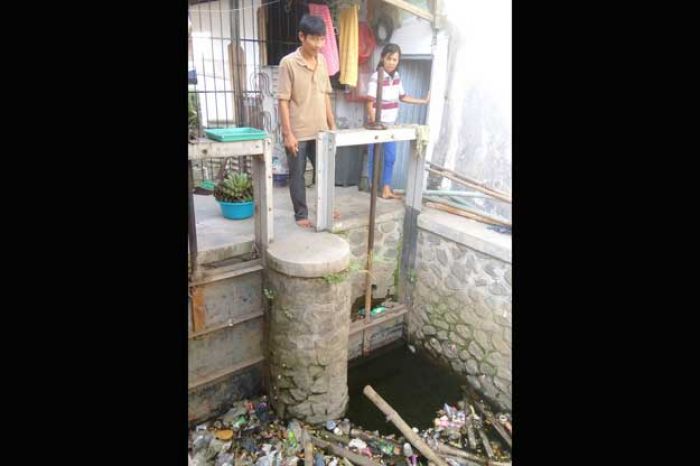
266, 233, 352, 422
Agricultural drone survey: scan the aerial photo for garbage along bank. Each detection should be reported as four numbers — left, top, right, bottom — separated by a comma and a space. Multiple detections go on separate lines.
188, 387, 512, 466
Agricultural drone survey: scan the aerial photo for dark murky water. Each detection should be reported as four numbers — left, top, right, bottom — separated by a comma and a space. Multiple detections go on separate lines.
346, 341, 465, 435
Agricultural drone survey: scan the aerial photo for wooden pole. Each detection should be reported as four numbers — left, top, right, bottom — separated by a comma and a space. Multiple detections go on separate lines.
430, 441, 511, 466
304, 442, 314, 466
476, 429, 494, 459
309, 435, 381, 466
424, 201, 511, 228
350, 428, 402, 449
423, 196, 510, 226
427, 162, 511, 202
362, 385, 449, 466
473, 401, 512, 448
364, 66, 386, 316
465, 417, 478, 451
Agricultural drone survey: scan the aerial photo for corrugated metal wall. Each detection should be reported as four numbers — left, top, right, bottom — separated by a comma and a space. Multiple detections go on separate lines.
392, 56, 432, 189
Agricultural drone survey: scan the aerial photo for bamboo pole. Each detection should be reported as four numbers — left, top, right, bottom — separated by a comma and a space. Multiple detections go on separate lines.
426, 167, 511, 204
423, 196, 510, 226
362, 385, 449, 466
394, 189, 495, 200
427, 162, 511, 202
424, 201, 511, 228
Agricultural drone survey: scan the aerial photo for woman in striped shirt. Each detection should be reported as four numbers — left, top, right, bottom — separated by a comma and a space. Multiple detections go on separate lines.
366, 43, 430, 199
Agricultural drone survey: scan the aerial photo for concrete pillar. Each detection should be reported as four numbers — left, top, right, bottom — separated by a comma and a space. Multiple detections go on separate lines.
266, 233, 352, 422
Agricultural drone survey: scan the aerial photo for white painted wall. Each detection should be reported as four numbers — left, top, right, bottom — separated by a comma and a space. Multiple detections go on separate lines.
429, 0, 512, 219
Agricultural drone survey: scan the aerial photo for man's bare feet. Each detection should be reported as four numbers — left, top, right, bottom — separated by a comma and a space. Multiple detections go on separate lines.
296, 218, 314, 228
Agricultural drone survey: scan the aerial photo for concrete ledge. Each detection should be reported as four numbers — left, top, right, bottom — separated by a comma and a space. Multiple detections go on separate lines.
266, 232, 350, 278
418, 207, 511, 263
331, 206, 404, 233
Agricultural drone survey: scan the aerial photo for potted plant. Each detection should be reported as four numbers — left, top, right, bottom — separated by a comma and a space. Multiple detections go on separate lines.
213, 172, 255, 220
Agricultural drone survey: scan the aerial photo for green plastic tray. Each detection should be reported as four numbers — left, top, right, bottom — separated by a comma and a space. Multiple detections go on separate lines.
204, 127, 268, 142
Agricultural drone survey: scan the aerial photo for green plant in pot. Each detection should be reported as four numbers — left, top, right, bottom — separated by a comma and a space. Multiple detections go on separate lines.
214, 172, 255, 220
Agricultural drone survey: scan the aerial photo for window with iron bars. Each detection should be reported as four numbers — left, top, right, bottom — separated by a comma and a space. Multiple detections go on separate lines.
188, 0, 308, 185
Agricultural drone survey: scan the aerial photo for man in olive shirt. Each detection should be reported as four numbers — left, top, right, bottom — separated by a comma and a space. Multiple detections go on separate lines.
277, 15, 337, 228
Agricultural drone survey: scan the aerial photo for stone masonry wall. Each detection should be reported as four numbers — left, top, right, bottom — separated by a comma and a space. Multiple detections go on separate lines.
266, 268, 351, 423
333, 214, 404, 305
410, 229, 512, 411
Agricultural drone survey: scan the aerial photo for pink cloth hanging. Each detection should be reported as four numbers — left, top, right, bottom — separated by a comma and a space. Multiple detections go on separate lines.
308, 3, 340, 76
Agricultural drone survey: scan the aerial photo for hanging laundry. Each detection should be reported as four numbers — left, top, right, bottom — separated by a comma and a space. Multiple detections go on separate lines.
308, 3, 340, 76
338, 5, 359, 87
358, 21, 376, 65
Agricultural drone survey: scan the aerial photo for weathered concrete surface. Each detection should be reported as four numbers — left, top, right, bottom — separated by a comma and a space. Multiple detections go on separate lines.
410, 207, 512, 411
193, 186, 404, 265
266, 235, 352, 422
266, 233, 350, 278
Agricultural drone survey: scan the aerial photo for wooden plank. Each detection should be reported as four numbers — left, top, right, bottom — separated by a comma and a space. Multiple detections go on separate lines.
253, 138, 274, 258
333, 126, 417, 147
201, 257, 262, 274
315, 132, 330, 231
188, 310, 264, 340
188, 355, 265, 391
349, 305, 408, 336
380, 0, 434, 22
190, 286, 207, 332
188, 139, 264, 160
189, 262, 264, 287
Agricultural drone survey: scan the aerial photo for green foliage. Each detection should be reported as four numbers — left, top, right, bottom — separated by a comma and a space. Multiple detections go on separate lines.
214, 172, 254, 203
